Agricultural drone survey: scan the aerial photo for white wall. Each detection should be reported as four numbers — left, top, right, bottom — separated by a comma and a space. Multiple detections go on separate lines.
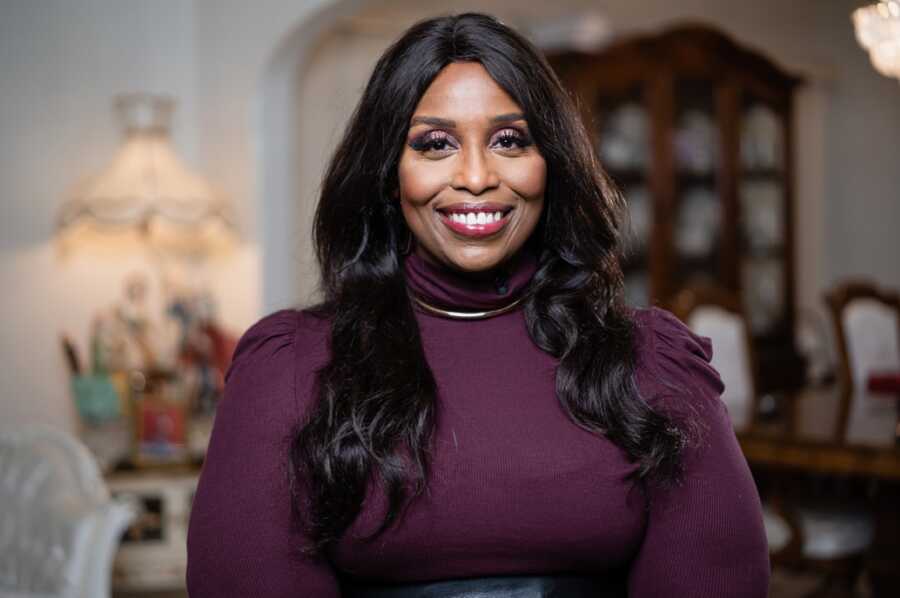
192, 0, 361, 310
819, 1, 900, 289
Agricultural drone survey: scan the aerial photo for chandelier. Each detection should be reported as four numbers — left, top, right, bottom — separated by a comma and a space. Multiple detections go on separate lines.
853, 1, 900, 81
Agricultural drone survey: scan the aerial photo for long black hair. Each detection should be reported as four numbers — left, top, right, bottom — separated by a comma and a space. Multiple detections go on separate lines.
291, 12, 684, 555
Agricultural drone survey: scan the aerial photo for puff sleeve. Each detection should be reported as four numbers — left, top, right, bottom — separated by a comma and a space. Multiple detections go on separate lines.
186, 310, 340, 596
627, 308, 770, 597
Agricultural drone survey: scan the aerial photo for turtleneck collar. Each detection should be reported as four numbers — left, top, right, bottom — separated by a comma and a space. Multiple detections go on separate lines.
402, 244, 539, 313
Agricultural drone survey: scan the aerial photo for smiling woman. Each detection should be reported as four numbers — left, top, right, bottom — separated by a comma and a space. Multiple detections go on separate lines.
186, 12, 770, 598
398, 62, 546, 273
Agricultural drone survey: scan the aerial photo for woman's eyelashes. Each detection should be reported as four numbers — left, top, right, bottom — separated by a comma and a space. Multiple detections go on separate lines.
409, 130, 456, 154
493, 128, 533, 150
408, 127, 533, 157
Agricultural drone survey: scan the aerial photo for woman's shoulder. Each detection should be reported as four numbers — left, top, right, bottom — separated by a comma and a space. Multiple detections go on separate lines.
629, 306, 725, 412
223, 308, 331, 418
227, 308, 330, 376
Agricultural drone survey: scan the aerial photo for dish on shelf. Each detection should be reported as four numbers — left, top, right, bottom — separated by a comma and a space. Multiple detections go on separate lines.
598, 102, 649, 171
624, 186, 651, 250
742, 257, 784, 334
741, 104, 782, 170
674, 109, 717, 174
675, 187, 720, 258
740, 181, 784, 252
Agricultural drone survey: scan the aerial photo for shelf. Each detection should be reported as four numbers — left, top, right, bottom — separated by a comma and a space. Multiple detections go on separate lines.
674, 254, 720, 278
606, 168, 647, 187
675, 171, 716, 188
741, 167, 783, 181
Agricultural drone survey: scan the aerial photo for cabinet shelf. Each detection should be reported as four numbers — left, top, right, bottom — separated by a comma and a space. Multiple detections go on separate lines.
741, 167, 784, 181
607, 168, 648, 187
675, 171, 716, 187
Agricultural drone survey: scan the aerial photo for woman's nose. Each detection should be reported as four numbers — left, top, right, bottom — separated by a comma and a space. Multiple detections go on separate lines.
451, 148, 500, 195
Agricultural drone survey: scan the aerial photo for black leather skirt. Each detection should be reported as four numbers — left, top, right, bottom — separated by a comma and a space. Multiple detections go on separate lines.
340, 574, 627, 597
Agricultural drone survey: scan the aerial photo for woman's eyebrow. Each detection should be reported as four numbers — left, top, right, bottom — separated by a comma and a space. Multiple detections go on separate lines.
410, 116, 455, 127
490, 112, 526, 124
409, 112, 527, 128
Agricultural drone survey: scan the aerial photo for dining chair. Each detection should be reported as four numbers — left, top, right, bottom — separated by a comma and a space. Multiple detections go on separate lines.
824, 280, 900, 445
671, 284, 759, 433
0, 424, 136, 598
672, 284, 874, 597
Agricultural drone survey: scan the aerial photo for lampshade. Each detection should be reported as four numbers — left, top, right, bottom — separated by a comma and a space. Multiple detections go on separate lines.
853, 1, 900, 81
58, 93, 235, 255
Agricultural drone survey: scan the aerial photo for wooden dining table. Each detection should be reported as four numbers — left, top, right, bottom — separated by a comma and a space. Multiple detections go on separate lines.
737, 383, 900, 597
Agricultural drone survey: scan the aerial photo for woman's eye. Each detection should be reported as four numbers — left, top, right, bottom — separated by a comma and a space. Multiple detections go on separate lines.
492, 128, 532, 151
409, 131, 456, 155
408, 128, 533, 156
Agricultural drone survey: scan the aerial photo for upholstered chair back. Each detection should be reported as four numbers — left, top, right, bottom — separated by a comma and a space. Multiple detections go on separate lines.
825, 282, 900, 444
672, 285, 757, 433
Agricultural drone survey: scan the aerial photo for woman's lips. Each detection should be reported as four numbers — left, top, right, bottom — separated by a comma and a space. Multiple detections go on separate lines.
437, 205, 513, 238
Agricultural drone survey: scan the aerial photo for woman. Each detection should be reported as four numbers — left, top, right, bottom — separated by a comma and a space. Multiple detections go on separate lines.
187, 12, 769, 597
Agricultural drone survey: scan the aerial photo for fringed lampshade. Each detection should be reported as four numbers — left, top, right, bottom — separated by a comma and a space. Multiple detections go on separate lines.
58, 94, 234, 255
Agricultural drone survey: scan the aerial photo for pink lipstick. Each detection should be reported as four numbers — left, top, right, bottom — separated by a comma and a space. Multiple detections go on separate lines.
436, 203, 514, 239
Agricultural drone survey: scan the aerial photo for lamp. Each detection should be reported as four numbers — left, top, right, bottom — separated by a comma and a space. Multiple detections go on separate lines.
852, 1, 900, 81
57, 93, 234, 256
56, 94, 238, 470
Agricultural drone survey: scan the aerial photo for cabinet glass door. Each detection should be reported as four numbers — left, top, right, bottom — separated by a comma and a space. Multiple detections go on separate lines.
595, 85, 651, 306
738, 97, 788, 335
672, 78, 721, 291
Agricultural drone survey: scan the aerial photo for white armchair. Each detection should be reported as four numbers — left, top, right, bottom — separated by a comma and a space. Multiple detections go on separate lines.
0, 425, 136, 598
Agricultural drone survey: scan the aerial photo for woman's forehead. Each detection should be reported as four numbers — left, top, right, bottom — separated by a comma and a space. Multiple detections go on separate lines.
410, 62, 523, 124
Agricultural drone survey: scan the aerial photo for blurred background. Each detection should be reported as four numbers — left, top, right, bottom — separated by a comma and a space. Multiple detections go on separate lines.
2, 1, 899, 597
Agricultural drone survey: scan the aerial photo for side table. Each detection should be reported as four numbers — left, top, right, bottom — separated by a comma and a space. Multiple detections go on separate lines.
106, 467, 200, 592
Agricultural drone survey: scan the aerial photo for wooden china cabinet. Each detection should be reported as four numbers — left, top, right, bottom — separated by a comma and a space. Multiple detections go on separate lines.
547, 24, 804, 392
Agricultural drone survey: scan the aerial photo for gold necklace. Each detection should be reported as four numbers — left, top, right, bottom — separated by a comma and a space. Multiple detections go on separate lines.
411, 294, 525, 320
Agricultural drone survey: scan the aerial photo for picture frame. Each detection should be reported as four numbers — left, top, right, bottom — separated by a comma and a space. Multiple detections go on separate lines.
132, 372, 189, 467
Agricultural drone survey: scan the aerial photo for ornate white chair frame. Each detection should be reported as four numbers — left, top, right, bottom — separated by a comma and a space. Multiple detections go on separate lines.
0, 425, 136, 598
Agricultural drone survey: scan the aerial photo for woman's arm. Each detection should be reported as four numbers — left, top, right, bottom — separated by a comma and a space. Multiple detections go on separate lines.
186, 310, 340, 597
627, 308, 770, 597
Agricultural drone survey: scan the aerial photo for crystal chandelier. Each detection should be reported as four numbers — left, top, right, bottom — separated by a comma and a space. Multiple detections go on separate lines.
853, 0, 900, 81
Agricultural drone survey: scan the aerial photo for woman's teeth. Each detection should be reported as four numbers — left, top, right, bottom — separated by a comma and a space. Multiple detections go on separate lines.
448, 211, 504, 225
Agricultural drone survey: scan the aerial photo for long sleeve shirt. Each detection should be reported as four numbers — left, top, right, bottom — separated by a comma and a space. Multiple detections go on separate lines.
186, 248, 770, 596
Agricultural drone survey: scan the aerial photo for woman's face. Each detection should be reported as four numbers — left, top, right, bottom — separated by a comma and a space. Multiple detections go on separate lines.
398, 62, 546, 273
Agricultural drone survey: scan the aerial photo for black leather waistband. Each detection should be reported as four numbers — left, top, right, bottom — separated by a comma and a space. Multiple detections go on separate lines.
340, 574, 626, 598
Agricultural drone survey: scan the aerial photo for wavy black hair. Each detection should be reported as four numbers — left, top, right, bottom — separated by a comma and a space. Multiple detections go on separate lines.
290, 12, 684, 555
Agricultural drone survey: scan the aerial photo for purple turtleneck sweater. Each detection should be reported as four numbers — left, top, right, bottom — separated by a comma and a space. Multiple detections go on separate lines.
186, 250, 770, 596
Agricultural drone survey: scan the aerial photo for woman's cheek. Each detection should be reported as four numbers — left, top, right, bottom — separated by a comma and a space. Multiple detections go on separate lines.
398, 157, 449, 205
502, 155, 547, 200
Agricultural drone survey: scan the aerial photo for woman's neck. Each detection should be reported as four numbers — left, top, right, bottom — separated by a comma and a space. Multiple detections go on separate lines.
402, 242, 539, 313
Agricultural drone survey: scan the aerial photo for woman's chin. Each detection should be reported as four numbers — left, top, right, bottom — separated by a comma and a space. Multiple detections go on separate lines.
440, 248, 511, 274
414, 235, 519, 274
